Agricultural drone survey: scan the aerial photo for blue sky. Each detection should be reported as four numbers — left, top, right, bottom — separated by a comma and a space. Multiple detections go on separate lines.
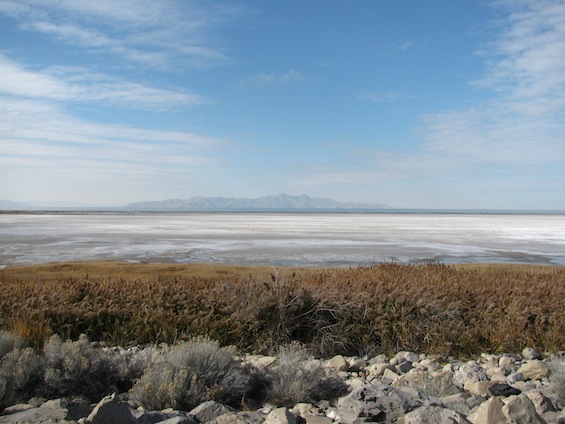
1, 0, 564, 209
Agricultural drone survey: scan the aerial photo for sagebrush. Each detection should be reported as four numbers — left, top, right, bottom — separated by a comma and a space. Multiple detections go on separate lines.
129, 337, 253, 411
262, 342, 346, 406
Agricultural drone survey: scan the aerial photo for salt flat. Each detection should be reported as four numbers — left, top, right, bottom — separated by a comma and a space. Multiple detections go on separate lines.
0, 212, 564, 267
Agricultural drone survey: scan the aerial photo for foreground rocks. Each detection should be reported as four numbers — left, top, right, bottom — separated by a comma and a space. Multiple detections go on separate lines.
1, 348, 564, 423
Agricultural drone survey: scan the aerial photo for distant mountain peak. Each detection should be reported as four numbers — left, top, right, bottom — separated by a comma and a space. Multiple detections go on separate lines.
123, 194, 390, 211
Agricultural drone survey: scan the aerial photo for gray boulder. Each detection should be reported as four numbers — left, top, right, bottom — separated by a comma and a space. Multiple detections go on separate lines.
502, 394, 547, 424
337, 383, 427, 423
454, 362, 489, 386
189, 401, 234, 423
0, 398, 80, 424
85, 393, 137, 424
440, 393, 471, 416
404, 405, 471, 423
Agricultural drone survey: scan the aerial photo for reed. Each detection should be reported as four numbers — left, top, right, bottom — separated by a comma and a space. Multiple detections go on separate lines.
0, 262, 563, 357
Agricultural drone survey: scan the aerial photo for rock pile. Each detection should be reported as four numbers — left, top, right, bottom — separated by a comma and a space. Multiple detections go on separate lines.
1, 347, 563, 423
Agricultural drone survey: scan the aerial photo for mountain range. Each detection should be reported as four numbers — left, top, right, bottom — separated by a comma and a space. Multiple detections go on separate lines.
123, 194, 390, 211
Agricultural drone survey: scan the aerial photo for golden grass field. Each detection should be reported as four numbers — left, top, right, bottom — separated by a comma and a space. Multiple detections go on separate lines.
0, 261, 563, 357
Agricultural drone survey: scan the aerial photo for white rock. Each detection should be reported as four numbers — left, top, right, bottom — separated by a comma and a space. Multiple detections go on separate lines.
464, 381, 495, 397
467, 396, 506, 424
347, 357, 367, 371
383, 368, 400, 381
325, 355, 348, 371
526, 390, 556, 415
290, 403, 319, 418
499, 355, 516, 368
440, 394, 471, 416
404, 405, 471, 423
454, 362, 489, 385
522, 347, 542, 360
366, 362, 390, 376
518, 360, 550, 380
264, 408, 298, 424
304, 416, 333, 424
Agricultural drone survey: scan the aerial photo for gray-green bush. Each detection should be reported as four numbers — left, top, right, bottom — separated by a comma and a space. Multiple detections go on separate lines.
0, 347, 43, 410
41, 334, 118, 400
0, 331, 21, 360
263, 342, 345, 406
129, 337, 253, 411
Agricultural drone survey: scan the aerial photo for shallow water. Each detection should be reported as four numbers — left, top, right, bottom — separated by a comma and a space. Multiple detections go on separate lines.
1, 212, 564, 267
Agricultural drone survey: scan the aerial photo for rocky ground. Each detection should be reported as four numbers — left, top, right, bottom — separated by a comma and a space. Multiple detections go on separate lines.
1, 347, 564, 424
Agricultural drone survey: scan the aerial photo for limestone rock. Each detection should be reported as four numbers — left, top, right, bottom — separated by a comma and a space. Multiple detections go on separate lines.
325, 355, 348, 371
502, 394, 547, 424
134, 410, 196, 424
499, 355, 517, 368
454, 362, 490, 386
0, 399, 74, 424
522, 347, 542, 360
304, 416, 333, 424
464, 381, 494, 397
290, 402, 319, 418
518, 360, 550, 380
391, 351, 419, 366
382, 368, 400, 382
467, 396, 506, 424
366, 362, 390, 376
337, 383, 427, 424
264, 407, 298, 424
189, 401, 234, 423
440, 393, 471, 416
208, 411, 266, 424
404, 405, 471, 423
159, 417, 199, 424
526, 390, 556, 415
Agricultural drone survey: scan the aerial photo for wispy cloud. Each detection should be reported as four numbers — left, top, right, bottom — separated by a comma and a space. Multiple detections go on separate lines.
357, 91, 409, 102
399, 40, 413, 50
0, 0, 244, 70
0, 94, 227, 203
421, 0, 565, 165
240, 69, 304, 87
0, 54, 207, 110
295, 1, 565, 207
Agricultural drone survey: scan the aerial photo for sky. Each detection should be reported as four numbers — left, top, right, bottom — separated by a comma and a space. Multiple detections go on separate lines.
0, 0, 564, 210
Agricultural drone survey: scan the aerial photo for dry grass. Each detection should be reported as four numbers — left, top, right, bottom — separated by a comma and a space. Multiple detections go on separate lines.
0, 262, 563, 357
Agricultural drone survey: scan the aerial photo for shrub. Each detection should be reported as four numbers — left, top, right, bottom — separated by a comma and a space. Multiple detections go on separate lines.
129, 337, 253, 411
263, 342, 343, 407
40, 334, 118, 400
0, 347, 43, 410
0, 331, 21, 360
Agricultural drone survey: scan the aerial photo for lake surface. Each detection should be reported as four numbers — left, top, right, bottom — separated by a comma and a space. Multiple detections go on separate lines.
1, 212, 564, 267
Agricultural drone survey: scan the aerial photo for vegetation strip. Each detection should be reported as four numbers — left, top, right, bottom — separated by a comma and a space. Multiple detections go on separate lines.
0, 262, 564, 357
